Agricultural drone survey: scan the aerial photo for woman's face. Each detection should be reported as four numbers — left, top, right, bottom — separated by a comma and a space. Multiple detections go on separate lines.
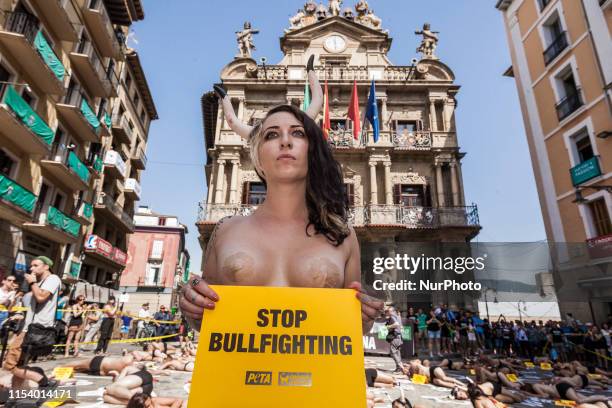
258, 111, 309, 183
454, 389, 468, 400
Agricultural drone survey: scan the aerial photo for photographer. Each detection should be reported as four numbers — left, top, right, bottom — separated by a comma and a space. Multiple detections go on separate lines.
384, 306, 403, 373
2, 256, 60, 389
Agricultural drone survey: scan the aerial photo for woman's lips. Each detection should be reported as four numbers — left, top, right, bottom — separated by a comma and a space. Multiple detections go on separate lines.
277, 154, 296, 160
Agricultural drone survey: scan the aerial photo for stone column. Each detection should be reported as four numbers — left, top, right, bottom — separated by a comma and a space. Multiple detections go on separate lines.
214, 160, 226, 204
435, 163, 444, 207
369, 161, 378, 205
207, 163, 216, 205
442, 99, 450, 132
383, 162, 392, 205
450, 161, 460, 206
456, 161, 466, 206
229, 160, 240, 203
429, 99, 438, 132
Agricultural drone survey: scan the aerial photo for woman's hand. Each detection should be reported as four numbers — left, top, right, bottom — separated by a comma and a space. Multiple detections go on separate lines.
179, 276, 220, 326
348, 281, 383, 332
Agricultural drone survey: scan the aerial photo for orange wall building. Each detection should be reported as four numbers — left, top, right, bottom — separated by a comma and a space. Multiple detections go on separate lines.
119, 206, 189, 314
496, 0, 612, 322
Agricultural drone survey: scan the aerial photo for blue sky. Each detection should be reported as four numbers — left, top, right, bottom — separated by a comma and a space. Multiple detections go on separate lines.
132, 0, 547, 272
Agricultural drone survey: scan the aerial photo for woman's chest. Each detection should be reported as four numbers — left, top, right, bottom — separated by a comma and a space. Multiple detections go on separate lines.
215, 232, 346, 288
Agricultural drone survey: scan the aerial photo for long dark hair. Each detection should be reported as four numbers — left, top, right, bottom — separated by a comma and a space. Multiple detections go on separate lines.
127, 393, 151, 408
250, 104, 349, 246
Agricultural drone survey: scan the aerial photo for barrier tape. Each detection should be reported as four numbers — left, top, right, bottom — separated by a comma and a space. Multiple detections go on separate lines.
53, 332, 179, 347
0, 306, 180, 325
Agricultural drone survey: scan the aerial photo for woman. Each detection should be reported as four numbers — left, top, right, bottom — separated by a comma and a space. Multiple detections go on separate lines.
64, 295, 85, 357
530, 381, 610, 406
160, 359, 195, 373
64, 354, 135, 376
453, 382, 510, 408
95, 297, 118, 355
426, 311, 441, 358
406, 360, 466, 389
364, 367, 396, 388
126, 393, 187, 408
103, 365, 155, 405
179, 56, 383, 331
440, 316, 452, 354
453, 380, 526, 405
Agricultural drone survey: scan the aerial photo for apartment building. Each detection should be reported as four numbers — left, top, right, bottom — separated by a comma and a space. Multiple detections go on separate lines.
496, 0, 612, 322
0, 0, 157, 303
119, 206, 189, 314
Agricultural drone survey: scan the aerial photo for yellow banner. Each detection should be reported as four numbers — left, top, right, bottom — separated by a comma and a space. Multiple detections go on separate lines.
188, 286, 366, 408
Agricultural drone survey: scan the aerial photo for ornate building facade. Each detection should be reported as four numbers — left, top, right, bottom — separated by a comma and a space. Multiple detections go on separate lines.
197, 0, 481, 309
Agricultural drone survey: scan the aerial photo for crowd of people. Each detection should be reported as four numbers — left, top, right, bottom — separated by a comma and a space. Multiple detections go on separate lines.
369, 303, 612, 407
0, 257, 195, 407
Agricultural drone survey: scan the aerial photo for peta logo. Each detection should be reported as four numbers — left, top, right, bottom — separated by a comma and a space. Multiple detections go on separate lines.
244, 371, 272, 385
278, 372, 312, 387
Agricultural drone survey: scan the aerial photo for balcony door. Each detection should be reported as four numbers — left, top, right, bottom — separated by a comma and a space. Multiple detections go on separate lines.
588, 199, 612, 238
393, 184, 426, 207
242, 182, 266, 205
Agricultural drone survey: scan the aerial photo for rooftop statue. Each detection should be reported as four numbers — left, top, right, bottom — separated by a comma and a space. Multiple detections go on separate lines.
329, 0, 342, 16
316, 3, 328, 20
236, 21, 259, 58
342, 7, 355, 20
415, 23, 439, 60
288, 9, 306, 31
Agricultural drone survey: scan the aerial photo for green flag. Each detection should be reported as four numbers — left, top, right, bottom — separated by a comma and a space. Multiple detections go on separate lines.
301, 81, 310, 111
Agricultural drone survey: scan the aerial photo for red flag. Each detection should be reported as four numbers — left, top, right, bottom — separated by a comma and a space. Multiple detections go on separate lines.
347, 80, 360, 140
322, 80, 331, 139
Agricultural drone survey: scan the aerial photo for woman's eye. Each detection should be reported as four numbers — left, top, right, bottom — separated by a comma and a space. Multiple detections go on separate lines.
264, 132, 278, 140
292, 130, 305, 137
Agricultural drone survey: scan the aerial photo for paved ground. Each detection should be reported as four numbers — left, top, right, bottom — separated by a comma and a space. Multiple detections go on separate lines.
3, 345, 611, 407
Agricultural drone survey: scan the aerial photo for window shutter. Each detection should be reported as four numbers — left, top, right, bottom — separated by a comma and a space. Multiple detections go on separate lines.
344, 183, 355, 206
393, 184, 401, 205
150, 240, 163, 260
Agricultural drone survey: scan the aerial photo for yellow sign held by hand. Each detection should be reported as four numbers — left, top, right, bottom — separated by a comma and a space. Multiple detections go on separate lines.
188, 286, 366, 408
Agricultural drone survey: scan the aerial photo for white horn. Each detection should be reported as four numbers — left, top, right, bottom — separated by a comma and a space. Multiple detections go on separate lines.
304, 55, 323, 120
214, 85, 253, 139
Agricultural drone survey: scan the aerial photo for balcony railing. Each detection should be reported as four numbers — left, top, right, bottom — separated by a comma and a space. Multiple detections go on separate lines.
124, 178, 142, 197
3, 85, 55, 146
134, 147, 147, 167
543, 31, 569, 65
104, 150, 127, 178
67, 151, 91, 183
0, 173, 37, 214
327, 129, 363, 148
198, 203, 480, 228
97, 194, 134, 230
555, 88, 583, 121
256, 66, 418, 82
87, 0, 123, 56
33, 205, 80, 237
76, 38, 106, 80
64, 86, 102, 131
393, 131, 432, 149
4, 11, 39, 43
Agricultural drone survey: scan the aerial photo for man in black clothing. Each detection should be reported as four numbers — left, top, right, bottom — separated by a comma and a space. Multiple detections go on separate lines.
385, 306, 403, 373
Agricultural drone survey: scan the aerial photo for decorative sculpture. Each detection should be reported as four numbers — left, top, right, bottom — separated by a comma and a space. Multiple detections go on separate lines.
288, 9, 306, 31
236, 22, 259, 58
342, 7, 355, 20
328, 0, 342, 16
315, 3, 328, 20
415, 23, 439, 60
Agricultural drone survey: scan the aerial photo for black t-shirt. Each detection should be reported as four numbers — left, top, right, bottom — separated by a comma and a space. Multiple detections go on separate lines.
427, 319, 440, 332
459, 320, 469, 336
551, 329, 563, 343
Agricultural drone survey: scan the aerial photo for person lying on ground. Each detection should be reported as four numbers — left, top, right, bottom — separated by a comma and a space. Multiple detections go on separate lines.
452, 380, 527, 404
422, 358, 470, 370
455, 382, 510, 408
364, 368, 397, 388
553, 374, 607, 391
529, 381, 610, 405
103, 365, 156, 405
64, 355, 135, 376
158, 359, 195, 373
405, 361, 468, 389
126, 392, 187, 408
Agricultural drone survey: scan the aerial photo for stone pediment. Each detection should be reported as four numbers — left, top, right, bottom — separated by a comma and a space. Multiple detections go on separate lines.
415, 59, 455, 82
220, 57, 259, 80
281, 16, 391, 52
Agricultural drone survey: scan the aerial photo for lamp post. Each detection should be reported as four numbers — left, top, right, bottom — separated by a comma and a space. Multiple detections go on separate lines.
483, 288, 498, 323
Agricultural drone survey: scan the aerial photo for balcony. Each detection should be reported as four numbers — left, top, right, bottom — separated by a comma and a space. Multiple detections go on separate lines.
56, 86, 109, 142
124, 178, 141, 200
392, 131, 432, 150
40, 150, 91, 191
198, 203, 481, 230
23, 205, 80, 244
103, 150, 126, 179
0, 174, 37, 224
0, 85, 54, 155
69, 40, 119, 97
87, 153, 104, 178
73, 200, 94, 225
83, 234, 127, 268
555, 88, 583, 121
82, 0, 125, 60
256, 65, 418, 82
0, 12, 65, 94
543, 31, 569, 66
111, 114, 133, 145
327, 130, 364, 149
31, 0, 78, 42
132, 147, 147, 170
94, 194, 134, 232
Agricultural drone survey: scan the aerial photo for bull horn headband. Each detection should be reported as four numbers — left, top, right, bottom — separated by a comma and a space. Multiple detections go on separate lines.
213, 55, 322, 139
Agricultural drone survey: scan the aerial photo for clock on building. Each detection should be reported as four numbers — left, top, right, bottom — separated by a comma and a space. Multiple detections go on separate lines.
324, 35, 346, 53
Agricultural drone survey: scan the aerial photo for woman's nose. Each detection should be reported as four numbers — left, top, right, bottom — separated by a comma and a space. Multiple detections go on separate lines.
280, 132, 293, 148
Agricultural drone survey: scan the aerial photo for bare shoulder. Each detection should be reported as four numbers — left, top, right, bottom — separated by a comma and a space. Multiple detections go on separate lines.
213, 215, 251, 239
344, 226, 360, 252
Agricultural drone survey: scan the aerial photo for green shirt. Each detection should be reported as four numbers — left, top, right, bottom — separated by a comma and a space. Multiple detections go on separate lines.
417, 313, 427, 329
